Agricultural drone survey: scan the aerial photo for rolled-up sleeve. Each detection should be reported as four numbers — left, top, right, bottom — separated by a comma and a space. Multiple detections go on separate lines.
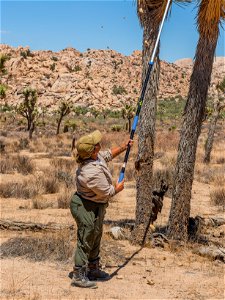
86, 166, 115, 198
99, 150, 112, 162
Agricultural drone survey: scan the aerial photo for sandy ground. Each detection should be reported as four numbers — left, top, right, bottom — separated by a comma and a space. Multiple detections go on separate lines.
1, 177, 224, 300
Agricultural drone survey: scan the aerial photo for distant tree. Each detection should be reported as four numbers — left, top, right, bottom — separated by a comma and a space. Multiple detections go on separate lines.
112, 85, 127, 95
90, 108, 99, 119
0, 54, 9, 74
204, 79, 225, 163
121, 104, 135, 132
17, 88, 38, 139
56, 100, 72, 135
0, 84, 7, 99
73, 106, 89, 116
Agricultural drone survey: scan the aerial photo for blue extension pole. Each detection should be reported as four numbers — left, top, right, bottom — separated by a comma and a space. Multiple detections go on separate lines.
118, 0, 172, 183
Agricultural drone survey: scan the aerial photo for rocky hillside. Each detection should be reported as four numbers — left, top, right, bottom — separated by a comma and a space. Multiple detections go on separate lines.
0, 45, 224, 110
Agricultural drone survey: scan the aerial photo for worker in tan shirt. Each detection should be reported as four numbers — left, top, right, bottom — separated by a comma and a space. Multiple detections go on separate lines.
70, 130, 133, 289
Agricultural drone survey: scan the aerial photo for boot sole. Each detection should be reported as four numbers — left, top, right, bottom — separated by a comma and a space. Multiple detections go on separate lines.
71, 282, 98, 289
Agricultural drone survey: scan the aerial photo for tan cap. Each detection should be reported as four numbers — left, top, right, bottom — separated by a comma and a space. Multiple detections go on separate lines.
76, 130, 102, 159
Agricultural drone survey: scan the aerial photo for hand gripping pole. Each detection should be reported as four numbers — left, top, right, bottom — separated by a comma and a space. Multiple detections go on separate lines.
118, 0, 172, 183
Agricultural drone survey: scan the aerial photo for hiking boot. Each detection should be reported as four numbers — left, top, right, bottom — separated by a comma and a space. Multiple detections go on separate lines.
88, 259, 110, 281
71, 266, 98, 289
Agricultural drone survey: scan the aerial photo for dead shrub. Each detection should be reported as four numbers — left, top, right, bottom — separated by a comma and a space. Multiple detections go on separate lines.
57, 188, 74, 209
56, 170, 75, 188
50, 157, 76, 173
42, 176, 59, 194
160, 154, 176, 168
29, 138, 47, 153
14, 155, 34, 175
18, 138, 29, 150
210, 188, 225, 210
0, 155, 34, 175
32, 196, 54, 209
0, 230, 73, 262
216, 157, 225, 164
0, 155, 14, 174
0, 181, 39, 199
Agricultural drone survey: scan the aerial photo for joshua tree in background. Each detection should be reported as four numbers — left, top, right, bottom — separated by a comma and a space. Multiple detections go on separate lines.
56, 100, 72, 135
17, 87, 38, 139
0, 84, 7, 99
0, 54, 9, 75
121, 104, 135, 132
168, 0, 225, 240
204, 78, 225, 163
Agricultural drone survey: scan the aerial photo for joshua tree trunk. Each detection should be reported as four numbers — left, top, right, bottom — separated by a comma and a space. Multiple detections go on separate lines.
29, 121, 35, 140
204, 94, 224, 163
56, 115, 63, 135
128, 117, 132, 133
131, 25, 160, 245
168, 35, 218, 241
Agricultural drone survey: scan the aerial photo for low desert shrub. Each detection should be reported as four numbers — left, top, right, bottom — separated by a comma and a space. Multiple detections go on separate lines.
112, 85, 127, 95
50, 157, 76, 173
0, 230, 73, 262
210, 188, 225, 210
18, 138, 29, 150
0, 181, 39, 199
13, 155, 34, 175
0, 155, 14, 173
56, 170, 74, 188
0, 155, 34, 175
32, 196, 54, 209
216, 157, 225, 164
42, 176, 59, 194
111, 124, 123, 132
57, 188, 74, 209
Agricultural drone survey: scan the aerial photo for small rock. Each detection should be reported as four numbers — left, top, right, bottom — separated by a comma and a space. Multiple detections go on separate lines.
147, 279, 155, 285
116, 275, 124, 280
109, 226, 125, 240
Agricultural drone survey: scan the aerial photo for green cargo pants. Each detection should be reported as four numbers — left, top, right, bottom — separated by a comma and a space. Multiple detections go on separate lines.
70, 193, 108, 267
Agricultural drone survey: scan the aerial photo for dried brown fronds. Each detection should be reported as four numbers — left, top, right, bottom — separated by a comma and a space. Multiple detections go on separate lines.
197, 0, 225, 40
137, 0, 172, 28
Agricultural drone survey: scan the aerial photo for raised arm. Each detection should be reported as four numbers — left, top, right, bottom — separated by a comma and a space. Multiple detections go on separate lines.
111, 139, 134, 159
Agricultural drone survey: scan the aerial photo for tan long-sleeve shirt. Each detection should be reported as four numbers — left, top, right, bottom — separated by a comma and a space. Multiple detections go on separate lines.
75, 150, 116, 203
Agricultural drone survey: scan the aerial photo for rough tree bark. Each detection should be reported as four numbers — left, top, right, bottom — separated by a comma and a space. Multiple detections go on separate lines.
131, 24, 160, 245
168, 36, 219, 241
204, 91, 224, 163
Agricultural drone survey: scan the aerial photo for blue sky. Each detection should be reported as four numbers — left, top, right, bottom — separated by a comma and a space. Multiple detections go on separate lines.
0, 0, 224, 63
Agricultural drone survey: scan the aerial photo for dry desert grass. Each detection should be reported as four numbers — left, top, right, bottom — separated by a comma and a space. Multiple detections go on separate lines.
0, 120, 224, 299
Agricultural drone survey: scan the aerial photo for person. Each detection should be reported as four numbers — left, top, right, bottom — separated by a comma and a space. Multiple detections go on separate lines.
70, 130, 133, 289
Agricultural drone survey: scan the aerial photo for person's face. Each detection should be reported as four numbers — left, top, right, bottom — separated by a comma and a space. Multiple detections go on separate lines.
91, 143, 101, 159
